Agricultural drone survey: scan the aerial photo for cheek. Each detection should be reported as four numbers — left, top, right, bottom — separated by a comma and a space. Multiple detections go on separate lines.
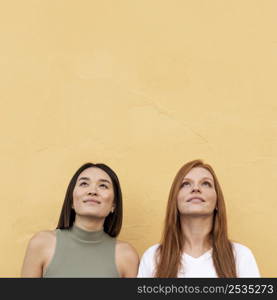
177, 190, 186, 207
177, 189, 189, 200
101, 190, 114, 203
72, 188, 84, 207
73, 190, 80, 201
73, 185, 86, 197
206, 190, 217, 205
176, 191, 182, 203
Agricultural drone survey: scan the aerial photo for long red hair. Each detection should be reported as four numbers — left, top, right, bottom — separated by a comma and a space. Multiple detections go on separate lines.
155, 159, 236, 277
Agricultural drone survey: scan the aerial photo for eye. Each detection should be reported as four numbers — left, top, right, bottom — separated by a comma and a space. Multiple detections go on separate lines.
79, 182, 88, 187
202, 181, 212, 187
180, 181, 191, 188
99, 184, 108, 189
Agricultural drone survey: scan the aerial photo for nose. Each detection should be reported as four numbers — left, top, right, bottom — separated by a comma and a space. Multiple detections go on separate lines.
87, 185, 98, 195
191, 185, 201, 193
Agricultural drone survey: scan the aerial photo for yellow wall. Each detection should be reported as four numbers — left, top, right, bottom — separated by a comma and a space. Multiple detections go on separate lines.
0, 0, 276, 277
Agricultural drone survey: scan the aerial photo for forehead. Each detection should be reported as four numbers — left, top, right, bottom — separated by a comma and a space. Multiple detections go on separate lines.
184, 167, 214, 180
77, 167, 112, 181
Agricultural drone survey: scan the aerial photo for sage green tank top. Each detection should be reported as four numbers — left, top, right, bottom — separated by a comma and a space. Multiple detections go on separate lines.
43, 224, 120, 277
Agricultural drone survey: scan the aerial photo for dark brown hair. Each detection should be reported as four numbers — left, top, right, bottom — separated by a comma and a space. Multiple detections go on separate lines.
155, 159, 237, 277
57, 163, 122, 237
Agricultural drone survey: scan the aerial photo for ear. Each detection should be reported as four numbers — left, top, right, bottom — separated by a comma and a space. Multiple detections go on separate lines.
111, 204, 116, 213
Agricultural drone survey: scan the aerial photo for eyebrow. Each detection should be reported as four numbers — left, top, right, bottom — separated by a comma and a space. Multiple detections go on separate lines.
182, 177, 214, 182
201, 177, 214, 181
78, 177, 90, 181
99, 179, 112, 184
78, 177, 112, 184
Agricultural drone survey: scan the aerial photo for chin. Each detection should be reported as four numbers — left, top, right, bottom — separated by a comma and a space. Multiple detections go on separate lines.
181, 210, 214, 217
78, 210, 104, 218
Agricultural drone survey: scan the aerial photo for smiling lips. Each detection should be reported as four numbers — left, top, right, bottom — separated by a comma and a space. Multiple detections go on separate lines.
186, 197, 205, 203
83, 198, 101, 204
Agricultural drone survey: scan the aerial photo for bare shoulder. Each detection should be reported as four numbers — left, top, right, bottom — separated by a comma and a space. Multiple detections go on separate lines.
115, 240, 139, 277
21, 230, 57, 277
116, 240, 139, 259
28, 230, 56, 251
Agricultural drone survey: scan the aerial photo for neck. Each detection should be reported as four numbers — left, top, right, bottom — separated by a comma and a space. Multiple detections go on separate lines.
180, 215, 213, 255
74, 215, 104, 232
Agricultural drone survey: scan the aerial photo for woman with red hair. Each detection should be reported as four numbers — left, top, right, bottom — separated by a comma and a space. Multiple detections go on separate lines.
138, 160, 260, 277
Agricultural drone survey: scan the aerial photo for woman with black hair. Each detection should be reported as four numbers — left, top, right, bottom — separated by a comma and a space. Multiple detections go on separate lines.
21, 163, 139, 277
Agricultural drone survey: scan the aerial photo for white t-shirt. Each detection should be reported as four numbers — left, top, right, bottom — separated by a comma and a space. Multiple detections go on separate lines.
137, 242, 260, 277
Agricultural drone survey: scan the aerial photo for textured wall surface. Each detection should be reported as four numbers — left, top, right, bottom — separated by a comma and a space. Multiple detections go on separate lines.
0, 0, 276, 276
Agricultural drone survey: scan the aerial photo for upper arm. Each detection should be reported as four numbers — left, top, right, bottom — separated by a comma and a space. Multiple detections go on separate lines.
115, 241, 139, 278
21, 231, 55, 278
